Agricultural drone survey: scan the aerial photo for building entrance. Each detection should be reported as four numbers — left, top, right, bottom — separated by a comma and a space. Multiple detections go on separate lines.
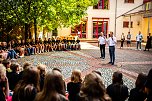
93, 18, 109, 38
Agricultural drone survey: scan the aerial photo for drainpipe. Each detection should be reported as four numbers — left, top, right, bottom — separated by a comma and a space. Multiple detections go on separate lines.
147, 16, 150, 35
114, 0, 117, 36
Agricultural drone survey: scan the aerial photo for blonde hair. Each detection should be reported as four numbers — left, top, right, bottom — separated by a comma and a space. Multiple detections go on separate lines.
0, 64, 6, 79
23, 62, 32, 70
37, 64, 46, 75
80, 72, 111, 101
71, 69, 82, 83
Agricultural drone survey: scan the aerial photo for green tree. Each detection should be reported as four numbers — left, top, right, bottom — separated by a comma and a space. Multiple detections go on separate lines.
0, 0, 98, 42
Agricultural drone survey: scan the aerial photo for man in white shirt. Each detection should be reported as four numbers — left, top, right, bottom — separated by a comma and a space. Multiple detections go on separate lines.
77, 30, 80, 38
107, 32, 117, 65
98, 32, 106, 59
136, 31, 143, 50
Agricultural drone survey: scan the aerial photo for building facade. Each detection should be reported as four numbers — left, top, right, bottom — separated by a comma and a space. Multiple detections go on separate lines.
50, 0, 152, 41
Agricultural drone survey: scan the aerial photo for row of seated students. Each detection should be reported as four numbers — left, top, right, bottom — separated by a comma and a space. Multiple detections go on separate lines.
0, 59, 152, 101
0, 37, 81, 59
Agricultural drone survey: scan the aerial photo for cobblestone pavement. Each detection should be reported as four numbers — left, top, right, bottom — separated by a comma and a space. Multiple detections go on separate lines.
15, 42, 152, 92
89, 42, 152, 75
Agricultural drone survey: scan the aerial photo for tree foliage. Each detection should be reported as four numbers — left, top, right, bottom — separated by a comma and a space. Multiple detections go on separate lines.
0, 0, 98, 41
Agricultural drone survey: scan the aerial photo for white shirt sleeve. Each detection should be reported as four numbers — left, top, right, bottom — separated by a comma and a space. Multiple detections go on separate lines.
113, 37, 117, 43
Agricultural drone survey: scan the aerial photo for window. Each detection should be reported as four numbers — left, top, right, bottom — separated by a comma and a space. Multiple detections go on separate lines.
71, 22, 87, 38
93, 21, 108, 38
123, 21, 133, 28
144, 1, 152, 11
143, 0, 152, 4
93, 0, 109, 9
124, 0, 134, 3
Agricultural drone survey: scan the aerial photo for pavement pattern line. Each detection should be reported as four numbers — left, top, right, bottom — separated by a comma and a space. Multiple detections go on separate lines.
67, 51, 138, 81
118, 61, 152, 65
65, 50, 137, 84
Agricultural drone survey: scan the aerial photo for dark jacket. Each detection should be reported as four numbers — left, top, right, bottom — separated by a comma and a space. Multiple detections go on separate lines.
128, 88, 146, 101
67, 82, 81, 101
0, 85, 6, 101
7, 71, 20, 91
107, 83, 128, 101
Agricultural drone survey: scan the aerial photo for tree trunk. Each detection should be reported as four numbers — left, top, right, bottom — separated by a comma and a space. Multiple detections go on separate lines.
25, 23, 29, 42
34, 17, 37, 42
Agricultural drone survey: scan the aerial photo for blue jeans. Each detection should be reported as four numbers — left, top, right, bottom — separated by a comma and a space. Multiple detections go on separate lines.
109, 46, 115, 64
137, 41, 141, 49
26, 48, 31, 55
30, 47, 35, 54
7, 49, 17, 59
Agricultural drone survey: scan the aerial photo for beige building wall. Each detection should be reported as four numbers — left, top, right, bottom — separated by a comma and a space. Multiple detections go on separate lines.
142, 18, 152, 41
57, 27, 71, 37
57, 0, 146, 41
116, 0, 143, 41
58, 0, 116, 40
117, 15, 143, 41
86, 0, 116, 38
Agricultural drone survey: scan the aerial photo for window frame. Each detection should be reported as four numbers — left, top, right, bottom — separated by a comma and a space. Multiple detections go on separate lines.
144, 1, 152, 11
93, 0, 109, 9
71, 21, 87, 38
93, 20, 108, 38
123, 21, 133, 28
124, 0, 134, 3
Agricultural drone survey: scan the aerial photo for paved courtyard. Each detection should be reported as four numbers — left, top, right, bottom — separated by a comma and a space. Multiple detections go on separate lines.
16, 42, 152, 91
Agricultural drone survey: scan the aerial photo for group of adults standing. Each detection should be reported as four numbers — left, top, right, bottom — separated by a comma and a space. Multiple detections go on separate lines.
98, 31, 152, 65
120, 32, 131, 48
120, 31, 152, 50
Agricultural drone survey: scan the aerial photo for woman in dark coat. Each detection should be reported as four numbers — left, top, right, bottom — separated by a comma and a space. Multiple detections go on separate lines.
107, 71, 129, 101
144, 33, 151, 51
67, 69, 82, 101
128, 73, 147, 101
145, 68, 152, 101
7, 63, 20, 91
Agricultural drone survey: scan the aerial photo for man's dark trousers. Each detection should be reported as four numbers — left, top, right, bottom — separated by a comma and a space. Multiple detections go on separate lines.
100, 44, 105, 58
109, 46, 115, 65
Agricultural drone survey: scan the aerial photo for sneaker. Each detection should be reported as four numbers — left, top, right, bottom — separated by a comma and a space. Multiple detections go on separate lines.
11, 58, 16, 60
19, 56, 24, 58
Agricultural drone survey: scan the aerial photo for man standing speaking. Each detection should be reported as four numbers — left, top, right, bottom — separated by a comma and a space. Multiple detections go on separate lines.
107, 32, 117, 65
